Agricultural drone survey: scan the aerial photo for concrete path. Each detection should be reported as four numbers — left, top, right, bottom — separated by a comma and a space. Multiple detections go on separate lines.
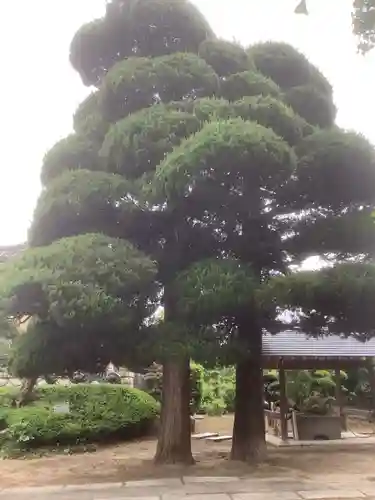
1, 475, 374, 499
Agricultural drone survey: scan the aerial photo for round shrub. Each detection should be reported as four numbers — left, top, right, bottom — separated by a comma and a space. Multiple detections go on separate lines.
0, 384, 159, 449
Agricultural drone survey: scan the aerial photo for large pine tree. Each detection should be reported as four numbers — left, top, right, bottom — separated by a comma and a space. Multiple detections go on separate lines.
1, 0, 375, 465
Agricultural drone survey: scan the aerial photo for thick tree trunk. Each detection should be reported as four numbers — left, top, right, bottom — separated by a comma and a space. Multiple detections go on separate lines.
17, 377, 38, 407
231, 328, 266, 463
154, 357, 194, 464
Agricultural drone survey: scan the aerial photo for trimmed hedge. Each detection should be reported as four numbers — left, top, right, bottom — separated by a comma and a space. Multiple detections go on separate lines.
0, 384, 159, 449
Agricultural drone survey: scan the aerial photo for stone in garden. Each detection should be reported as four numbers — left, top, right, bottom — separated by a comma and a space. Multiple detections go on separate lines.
192, 432, 219, 439
205, 435, 232, 442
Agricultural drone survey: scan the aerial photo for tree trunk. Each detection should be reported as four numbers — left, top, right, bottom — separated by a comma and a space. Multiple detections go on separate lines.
231, 328, 266, 463
154, 357, 194, 464
17, 377, 38, 407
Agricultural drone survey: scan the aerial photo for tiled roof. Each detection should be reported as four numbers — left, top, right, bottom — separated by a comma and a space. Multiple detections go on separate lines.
263, 330, 375, 359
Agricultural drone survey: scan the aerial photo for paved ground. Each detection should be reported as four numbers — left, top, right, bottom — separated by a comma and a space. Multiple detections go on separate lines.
1, 475, 375, 500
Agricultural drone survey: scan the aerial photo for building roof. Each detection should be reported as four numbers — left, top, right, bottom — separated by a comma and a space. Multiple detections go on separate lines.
262, 330, 375, 360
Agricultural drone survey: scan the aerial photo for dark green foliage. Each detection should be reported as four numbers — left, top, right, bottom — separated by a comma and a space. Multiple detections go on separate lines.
29, 171, 139, 246
70, 0, 214, 86
156, 118, 296, 200
198, 39, 254, 77
248, 42, 332, 96
99, 53, 220, 122
73, 92, 110, 145
284, 210, 375, 260
1, 233, 157, 321
259, 262, 375, 337
8, 321, 145, 377
16, 0, 375, 462
201, 367, 235, 415
0, 234, 157, 375
233, 96, 307, 146
345, 366, 374, 408
100, 106, 201, 178
171, 96, 307, 147
0, 385, 159, 449
295, 129, 375, 208
289, 370, 347, 415
41, 135, 99, 186
284, 85, 337, 128
281, 127, 375, 264
175, 258, 258, 326
143, 362, 204, 414
167, 96, 234, 121
143, 363, 163, 401
190, 361, 204, 413
221, 70, 281, 101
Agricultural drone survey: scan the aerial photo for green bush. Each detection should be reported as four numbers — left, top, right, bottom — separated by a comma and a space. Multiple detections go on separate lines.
201, 398, 226, 416
0, 384, 159, 449
143, 361, 204, 414
190, 361, 204, 413
200, 366, 235, 414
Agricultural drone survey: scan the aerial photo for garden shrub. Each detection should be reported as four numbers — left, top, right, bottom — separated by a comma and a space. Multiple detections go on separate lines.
200, 366, 235, 415
201, 397, 227, 416
143, 361, 204, 414
0, 384, 159, 449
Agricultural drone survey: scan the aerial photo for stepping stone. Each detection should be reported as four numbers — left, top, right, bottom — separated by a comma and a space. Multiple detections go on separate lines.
298, 490, 364, 499
192, 432, 219, 439
206, 435, 233, 442
184, 476, 239, 483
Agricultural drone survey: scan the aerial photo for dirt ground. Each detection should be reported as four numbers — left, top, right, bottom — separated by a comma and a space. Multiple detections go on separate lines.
1, 415, 375, 488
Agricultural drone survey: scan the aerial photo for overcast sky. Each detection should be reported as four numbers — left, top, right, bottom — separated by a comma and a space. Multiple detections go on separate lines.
1, 0, 374, 246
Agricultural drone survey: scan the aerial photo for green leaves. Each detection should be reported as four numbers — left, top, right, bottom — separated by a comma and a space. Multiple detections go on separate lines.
0, 233, 157, 327
30, 170, 139, 246
295, 128, 375, 208
285, 210, 375, 260
100, 53, 220, 122
260, 262, 375, 337
198, 39, 254, 77
73, 92, 110, 145
156, 117, 296, 201
284, 85, 337, 128
221, 70, 281, 102
234, 96, 308, 146
100, 106, 201, 178
38, 0, 375, 383
175, 258, 258, 325
70, 0, 214, 86
0, 233, 158, 377
41, 135, 100, 186
1, 385, 158, 445
248, 42, 332, 96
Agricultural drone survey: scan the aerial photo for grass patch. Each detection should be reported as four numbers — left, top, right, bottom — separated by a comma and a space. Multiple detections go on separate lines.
0, 384, 159, 453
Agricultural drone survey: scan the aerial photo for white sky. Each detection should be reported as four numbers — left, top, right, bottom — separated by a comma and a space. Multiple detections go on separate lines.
1, 0, 374, 246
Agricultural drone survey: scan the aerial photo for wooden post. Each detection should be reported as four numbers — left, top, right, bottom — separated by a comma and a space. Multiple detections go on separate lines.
335, 367, 346, 431
279, 359, 288, 441
366, 359, 375, 416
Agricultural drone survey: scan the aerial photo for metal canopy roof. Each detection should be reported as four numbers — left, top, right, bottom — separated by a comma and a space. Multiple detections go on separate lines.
262, 330, 375, 359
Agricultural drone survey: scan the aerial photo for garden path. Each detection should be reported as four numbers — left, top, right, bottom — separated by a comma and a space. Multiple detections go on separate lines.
0, 475, 374, 499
